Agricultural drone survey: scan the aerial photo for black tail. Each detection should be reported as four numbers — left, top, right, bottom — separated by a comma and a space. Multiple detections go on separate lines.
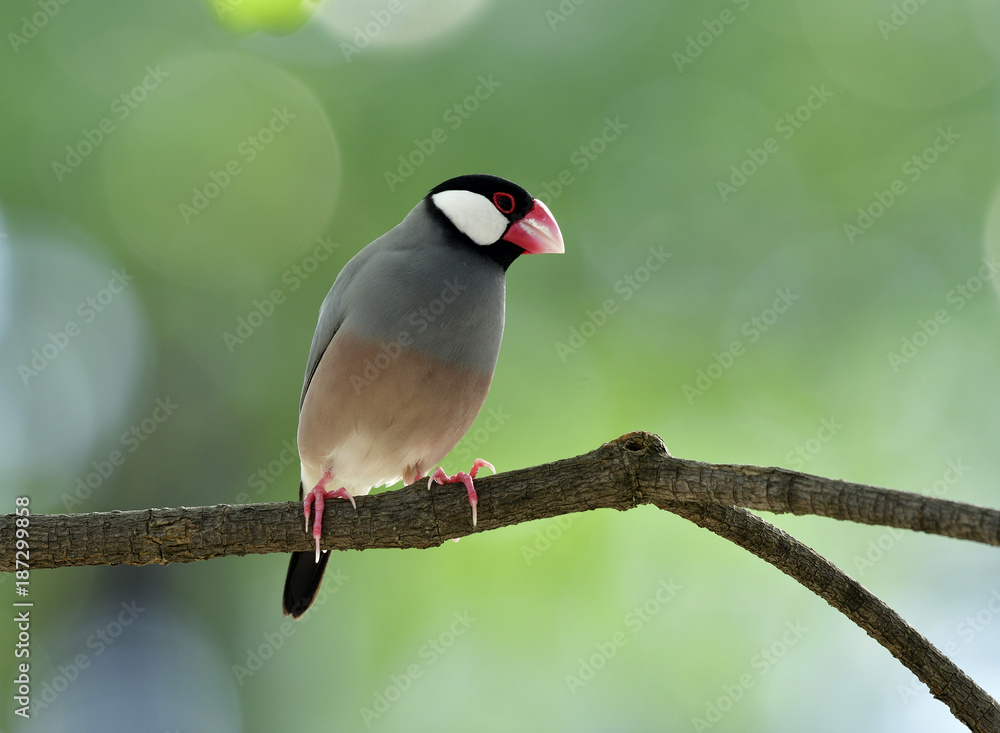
283, 549, 331, 618
282, 480, 330, 618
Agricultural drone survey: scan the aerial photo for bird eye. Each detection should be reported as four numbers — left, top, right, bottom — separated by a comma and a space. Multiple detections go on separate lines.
492, 192, 515, 214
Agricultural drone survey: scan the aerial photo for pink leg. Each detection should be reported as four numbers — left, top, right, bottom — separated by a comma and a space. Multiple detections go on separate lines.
303, 471, 357, 562
427, 458, 495, 527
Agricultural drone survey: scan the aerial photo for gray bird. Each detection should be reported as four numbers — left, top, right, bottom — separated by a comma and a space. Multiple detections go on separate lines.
283, 174, 564, 618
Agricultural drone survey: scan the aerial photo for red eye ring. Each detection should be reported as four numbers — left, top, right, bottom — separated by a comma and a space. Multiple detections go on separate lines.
493, 192, 515, 214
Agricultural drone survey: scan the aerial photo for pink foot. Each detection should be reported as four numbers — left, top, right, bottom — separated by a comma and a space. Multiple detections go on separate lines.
303, 471, 357, 562
427, 458, 495, 527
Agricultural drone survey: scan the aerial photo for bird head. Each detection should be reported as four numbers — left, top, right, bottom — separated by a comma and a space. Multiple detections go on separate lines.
427, 174, 564, 265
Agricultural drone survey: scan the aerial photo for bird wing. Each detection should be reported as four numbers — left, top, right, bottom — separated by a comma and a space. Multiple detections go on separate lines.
298, 246, 377, 411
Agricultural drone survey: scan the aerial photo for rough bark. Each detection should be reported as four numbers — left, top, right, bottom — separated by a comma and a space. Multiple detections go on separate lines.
665, 501, 1000, 733
3, 432, 997, 571
3, 432, 999, 731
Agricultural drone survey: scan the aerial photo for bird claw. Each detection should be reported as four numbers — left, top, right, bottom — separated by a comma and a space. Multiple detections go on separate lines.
302, 473, 356, 562
427, 458, 495, 527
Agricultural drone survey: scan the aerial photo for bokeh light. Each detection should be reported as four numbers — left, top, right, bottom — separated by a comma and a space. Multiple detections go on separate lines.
2, 1, 999, 732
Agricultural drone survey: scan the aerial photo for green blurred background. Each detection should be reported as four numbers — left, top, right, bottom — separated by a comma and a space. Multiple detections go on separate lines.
2, 0, 1000, 731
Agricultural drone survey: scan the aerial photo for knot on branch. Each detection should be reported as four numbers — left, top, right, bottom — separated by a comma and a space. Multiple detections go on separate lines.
609, 430, 669, 508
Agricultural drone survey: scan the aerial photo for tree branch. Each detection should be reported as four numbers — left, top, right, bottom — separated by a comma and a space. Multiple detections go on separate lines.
663, 501, 1000, 733
3, 431, 997, 572
3, 431, 999, 731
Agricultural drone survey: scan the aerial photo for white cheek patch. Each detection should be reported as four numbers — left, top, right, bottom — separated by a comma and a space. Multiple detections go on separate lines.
431, 189, 508, 245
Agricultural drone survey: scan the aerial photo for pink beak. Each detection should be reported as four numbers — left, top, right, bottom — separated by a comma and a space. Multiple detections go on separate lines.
502, 199, 565, 254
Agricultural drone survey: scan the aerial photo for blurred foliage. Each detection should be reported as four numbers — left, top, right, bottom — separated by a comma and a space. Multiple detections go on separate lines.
2, 0, 1000, 731
210, 0, 320, 34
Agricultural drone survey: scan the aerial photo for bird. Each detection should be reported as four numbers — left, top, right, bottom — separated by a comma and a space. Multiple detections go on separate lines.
282, 174, 564, 618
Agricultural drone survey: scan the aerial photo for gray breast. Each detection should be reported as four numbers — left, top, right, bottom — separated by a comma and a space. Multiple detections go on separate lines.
340, 204, 507, 374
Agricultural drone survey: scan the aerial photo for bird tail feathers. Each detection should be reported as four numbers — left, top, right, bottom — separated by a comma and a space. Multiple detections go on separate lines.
283, 549, 331, 618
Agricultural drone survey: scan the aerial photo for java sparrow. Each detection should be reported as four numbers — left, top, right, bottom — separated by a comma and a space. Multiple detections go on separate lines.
282, 174, 564, 618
